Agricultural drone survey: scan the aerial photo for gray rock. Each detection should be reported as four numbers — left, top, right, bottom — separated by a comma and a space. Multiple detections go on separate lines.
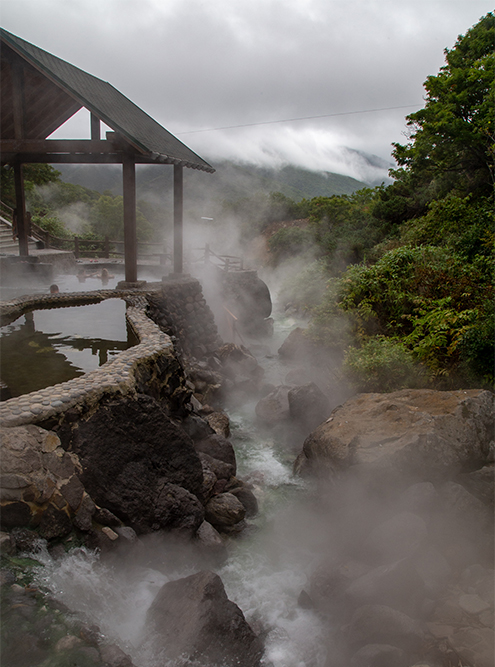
38, 505, 72, 540
278, 327, 309, 360
440, 481, 492, 531
398, 482, 440, 516
99, 643, 134, 667
365, 512, 428, 563
347, 604, 425, 651
61, 395, 204, 535
344, 558, 425, 615
350, 643, 406, 667
195, 520, 227, 562
295, 389, 494, 481
145, 570, 263, 666
73, 494, 96, 532
195, 433, 236, 470
228, 485, 258, 518
288, 382, 330, 431
199, 452, 235, 481
255, 385, 291, 424
205, 493, 246, 529
414, 546, 452, 596
459, 464, 494, 507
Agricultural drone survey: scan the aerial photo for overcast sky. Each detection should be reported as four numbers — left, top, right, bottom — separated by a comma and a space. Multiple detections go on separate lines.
1, 0, 492, 181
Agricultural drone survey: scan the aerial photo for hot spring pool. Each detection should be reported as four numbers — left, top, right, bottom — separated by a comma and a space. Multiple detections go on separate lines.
0, 298, 137, 398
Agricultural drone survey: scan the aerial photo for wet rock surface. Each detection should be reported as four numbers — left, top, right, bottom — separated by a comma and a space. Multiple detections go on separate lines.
144, 570, 263, 666
296, 388, 494, 667
58, 394, 204, 534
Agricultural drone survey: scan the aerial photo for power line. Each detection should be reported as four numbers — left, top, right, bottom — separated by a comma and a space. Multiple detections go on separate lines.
176, 104, 421, 135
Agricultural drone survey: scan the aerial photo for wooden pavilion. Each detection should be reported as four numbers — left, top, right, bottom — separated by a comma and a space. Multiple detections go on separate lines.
0, 28, 214, 282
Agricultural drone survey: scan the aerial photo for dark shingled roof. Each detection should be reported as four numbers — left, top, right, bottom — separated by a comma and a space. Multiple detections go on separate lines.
0, 28, 214, 172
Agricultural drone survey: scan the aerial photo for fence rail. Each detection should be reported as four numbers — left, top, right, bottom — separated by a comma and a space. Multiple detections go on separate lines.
191, 243, 244, 272
0, 200, 169, 261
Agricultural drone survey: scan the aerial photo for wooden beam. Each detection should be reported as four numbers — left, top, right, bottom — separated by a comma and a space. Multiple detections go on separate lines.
0, 139, 121, 153
13, 163, 28, 256
122, 153, 137, 282
90, 113, 100, 141
0, 153, 124, 165
173, 164, 184, 274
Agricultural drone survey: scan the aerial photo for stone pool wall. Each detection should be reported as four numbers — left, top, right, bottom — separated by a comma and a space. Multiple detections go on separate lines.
0, 275, 222, 428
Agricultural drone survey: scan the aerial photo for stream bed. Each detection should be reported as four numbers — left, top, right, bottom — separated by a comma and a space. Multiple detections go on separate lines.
4, 311, 331, 667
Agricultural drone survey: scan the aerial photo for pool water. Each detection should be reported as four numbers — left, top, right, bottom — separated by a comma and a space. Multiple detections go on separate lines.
0, 299, 137, 397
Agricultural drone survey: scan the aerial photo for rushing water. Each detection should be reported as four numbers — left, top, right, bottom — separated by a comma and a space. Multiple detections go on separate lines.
29, 311, 328, 666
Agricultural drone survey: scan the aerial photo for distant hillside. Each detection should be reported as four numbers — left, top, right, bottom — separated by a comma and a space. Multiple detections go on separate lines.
55, 160, 368, 206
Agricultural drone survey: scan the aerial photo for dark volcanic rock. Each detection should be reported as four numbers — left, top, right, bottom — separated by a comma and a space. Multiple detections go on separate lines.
145, 570, 262, 666
205, 493, 246, 529
195, 434, 237, 471
0, 501, 31, 530
60, 395, 204, 534
288, 382, 330, 431
153, 482, 204, 536
255, 385, 291, 424
229, 485, 259, 518
199, 452, 235, 481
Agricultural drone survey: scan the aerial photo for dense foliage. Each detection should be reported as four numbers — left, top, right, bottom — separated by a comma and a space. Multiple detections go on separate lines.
279, 14, 494, 391
1, 166, 160, 244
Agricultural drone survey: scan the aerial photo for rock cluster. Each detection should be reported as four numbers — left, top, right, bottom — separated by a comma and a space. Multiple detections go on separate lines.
1, 393, 257, 552
293, 388, 494, 667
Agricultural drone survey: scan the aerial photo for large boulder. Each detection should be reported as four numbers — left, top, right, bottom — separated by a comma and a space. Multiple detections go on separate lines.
255, 385, 291, 424
195, 434, 237, 472
288, 382, 330, 431
145, 570, 263, 666
294, 389, 494, 483
59, 394, 205, 535
0, 424, 87, 538
278, 327, 310, 360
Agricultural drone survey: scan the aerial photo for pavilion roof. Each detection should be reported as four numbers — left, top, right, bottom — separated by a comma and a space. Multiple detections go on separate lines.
0, 28, 214, 172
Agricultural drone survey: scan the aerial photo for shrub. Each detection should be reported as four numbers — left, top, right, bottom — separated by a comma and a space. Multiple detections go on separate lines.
343, 337, 428, 392
278, 260, 328, 313
268, 226, 315, 263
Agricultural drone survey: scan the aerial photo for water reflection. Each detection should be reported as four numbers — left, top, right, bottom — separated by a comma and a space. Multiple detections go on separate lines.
0, 300, 136, 397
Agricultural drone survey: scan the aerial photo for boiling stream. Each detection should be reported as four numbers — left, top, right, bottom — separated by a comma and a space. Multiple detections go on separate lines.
32, 313, 328, 667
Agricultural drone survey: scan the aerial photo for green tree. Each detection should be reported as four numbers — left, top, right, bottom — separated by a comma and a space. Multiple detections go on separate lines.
89, 194, 154, 241
1, 164, 61, 208
374, 12, 495, 224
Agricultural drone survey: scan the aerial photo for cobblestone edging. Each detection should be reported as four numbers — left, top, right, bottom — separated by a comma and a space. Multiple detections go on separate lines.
0, 289, 174, 428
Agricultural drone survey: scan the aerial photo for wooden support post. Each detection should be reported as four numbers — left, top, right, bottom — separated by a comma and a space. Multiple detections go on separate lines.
123, 154, 137, 282
13, 163, 28, 256
173, 164, 183, 274
90, 113, 100, 141
104, 236, 110, 258
74, 237, 79, 258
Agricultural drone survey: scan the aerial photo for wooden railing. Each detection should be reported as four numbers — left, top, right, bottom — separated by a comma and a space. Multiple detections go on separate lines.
0, 201, 170, 261
0, 200, 14, 222
191, 243, 244, 272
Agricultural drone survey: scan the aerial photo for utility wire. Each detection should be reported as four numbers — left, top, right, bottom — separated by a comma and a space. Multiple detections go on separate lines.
176, 104, 421, 135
